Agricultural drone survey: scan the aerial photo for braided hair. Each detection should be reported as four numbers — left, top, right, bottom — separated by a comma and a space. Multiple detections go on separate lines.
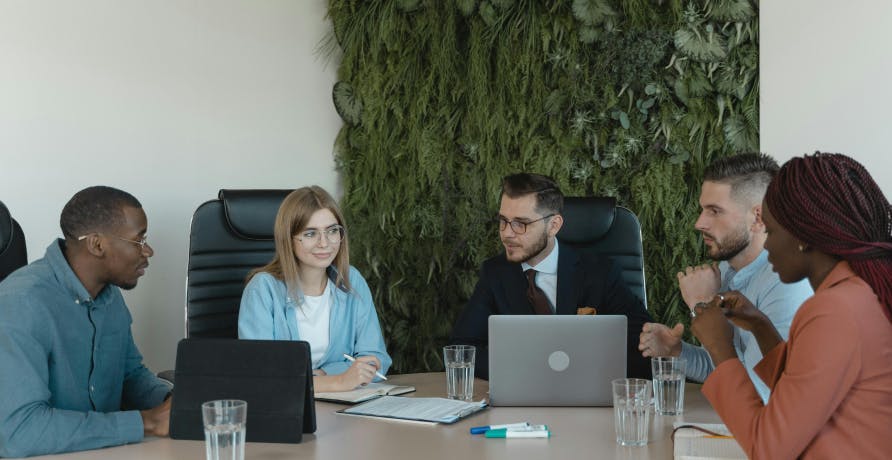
765, 152, 892, 318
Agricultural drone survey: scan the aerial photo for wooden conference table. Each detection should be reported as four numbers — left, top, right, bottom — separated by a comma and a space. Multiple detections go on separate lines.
32, 373, 723, 460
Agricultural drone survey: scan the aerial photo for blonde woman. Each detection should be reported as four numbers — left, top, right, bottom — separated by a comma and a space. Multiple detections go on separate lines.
238, 186, 391, 392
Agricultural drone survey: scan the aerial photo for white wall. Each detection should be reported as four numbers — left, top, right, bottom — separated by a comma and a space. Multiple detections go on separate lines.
4, 1, 890, 372
761, 1, 892, 195
0, 1, 342, 371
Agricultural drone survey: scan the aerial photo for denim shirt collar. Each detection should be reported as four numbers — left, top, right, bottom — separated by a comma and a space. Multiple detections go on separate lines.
45, 239, 97, 305
286, 265, 349, 307
722, 249, 769, 291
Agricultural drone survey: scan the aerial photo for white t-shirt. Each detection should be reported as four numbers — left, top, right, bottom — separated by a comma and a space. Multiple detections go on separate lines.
296, 281, 333, 369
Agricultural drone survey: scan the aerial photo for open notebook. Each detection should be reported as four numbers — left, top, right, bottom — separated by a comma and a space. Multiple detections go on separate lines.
673, 422, 746, 460
315, 383, 416, 404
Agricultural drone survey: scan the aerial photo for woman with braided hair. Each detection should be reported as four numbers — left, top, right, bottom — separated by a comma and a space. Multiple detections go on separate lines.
690, 152, 892, 459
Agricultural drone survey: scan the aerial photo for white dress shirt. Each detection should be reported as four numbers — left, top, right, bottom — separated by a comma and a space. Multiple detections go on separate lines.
521, 240, 560, 313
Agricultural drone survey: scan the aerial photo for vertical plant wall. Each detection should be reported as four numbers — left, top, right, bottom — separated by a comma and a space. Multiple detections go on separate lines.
327, 0, 759, 372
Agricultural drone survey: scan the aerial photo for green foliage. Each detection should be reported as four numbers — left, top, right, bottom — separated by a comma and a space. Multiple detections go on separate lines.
572, 0, 616, 26
327, 0, 759, 372
332, 82, 362, 126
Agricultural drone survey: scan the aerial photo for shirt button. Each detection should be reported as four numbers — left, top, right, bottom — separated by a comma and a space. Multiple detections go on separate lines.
90, 385, 95, 392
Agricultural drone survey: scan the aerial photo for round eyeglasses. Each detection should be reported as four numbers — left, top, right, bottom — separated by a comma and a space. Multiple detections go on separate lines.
497, 214, 554, 234
295, 225, 345, 247
77, 233, 150, 250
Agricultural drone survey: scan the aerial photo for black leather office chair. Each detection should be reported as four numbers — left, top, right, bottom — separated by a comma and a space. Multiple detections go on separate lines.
160, 189, 292, 384
185, 189, 292, 339
557, 197, 647, 308
0, 200, 27, 283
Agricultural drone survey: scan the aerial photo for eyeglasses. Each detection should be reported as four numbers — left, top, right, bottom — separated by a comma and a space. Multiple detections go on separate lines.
295, 225, 345, 247
498, 214, 554, 234
77, 233, 150, 250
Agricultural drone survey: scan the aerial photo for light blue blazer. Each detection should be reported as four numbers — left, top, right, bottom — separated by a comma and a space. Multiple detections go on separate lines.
237, 266, 392, 378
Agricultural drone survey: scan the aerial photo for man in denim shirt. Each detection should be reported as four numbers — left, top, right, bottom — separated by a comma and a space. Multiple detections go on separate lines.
0, 186, 171, 457
638, 154, 812, 402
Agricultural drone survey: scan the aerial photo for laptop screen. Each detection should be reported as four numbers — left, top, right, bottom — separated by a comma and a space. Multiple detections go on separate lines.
488, 315, 627, 406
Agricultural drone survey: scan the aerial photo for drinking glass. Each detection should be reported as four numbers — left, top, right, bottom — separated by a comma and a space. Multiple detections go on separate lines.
443, 345, 475, 401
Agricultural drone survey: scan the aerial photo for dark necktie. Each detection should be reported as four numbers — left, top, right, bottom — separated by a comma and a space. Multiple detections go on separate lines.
525, 269, 552, 315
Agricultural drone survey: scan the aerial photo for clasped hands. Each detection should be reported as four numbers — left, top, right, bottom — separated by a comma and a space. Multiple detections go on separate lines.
641, 264, 773, 366
639, 263, 724, 359
690, 291, 767, 365
677, 263, 764, 364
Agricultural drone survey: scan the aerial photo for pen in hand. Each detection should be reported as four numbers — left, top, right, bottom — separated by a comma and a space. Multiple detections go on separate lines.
342, 353, 388, 381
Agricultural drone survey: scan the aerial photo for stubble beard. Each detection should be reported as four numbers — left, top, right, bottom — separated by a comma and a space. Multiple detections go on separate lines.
504, 230, 549, 264
705, 225, 751, 261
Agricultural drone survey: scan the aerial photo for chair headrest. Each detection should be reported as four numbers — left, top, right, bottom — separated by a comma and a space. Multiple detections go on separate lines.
558, 196, 617, 244
218, 189, 293, 240
0, 200, 13, 253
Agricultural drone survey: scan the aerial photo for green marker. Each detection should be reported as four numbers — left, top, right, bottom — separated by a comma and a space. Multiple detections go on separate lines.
485, 425, 550, 438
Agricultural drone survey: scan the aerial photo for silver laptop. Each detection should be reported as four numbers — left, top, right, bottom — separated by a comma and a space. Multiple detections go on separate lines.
488, 315, 627, 406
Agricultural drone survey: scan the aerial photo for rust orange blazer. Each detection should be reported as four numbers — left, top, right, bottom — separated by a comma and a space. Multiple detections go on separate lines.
702, 261, 892, 459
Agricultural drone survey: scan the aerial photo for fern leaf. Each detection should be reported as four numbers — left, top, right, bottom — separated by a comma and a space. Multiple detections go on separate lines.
706, 0, 755, 22
572, 0, 616, 26
674, 28, 727, 62
723, 114, 758, 152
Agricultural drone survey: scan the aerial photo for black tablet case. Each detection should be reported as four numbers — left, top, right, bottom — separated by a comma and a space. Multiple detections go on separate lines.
169, 338, 316, 443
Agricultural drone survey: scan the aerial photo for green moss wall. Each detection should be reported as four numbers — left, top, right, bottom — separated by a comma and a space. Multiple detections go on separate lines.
327, 0, 759, 372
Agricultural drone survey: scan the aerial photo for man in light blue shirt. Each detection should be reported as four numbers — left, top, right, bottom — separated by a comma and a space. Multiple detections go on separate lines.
0, 186, 171, 457
638, 154, 812, 402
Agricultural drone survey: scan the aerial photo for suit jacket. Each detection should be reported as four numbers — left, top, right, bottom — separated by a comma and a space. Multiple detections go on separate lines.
702, 261, 892, 459
451, 243, 652, 379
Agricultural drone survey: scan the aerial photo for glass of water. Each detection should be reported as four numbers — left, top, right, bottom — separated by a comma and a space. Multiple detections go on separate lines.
202, 399, 247, 460
612, 378, 652, 446
443, 345, 475, 401
651, 357, 686, 415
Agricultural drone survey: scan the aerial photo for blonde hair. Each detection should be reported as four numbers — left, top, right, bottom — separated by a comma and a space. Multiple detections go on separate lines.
247, 186, 351, 298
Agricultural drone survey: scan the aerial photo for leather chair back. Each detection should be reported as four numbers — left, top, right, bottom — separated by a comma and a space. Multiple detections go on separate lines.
557, 197, 647, 308
186, 189, 292, 338
0, 200, 27, 283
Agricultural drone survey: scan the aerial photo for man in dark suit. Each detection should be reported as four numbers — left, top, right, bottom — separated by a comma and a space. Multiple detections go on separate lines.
451, 173, 652, 379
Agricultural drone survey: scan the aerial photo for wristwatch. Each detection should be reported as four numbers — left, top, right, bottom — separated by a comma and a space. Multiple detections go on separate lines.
691, 301, 710, 318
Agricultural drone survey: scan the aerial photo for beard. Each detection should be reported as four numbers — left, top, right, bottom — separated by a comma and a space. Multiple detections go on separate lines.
504, 229, 549, 264
116, 279, 138, 290
704, 225, 750, 261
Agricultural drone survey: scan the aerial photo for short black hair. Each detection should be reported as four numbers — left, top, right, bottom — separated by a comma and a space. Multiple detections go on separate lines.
60, 186, 142, 239
703, 153, 779, 206
501, 173, 563, 215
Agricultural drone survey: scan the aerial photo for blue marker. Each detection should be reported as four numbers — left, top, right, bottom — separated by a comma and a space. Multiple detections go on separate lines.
470, 422, 531, 435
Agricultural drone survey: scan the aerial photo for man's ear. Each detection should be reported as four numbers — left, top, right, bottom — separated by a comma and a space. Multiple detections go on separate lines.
548, 214, 564, 237
80, 234, 107, 257
751, 204, 764, 232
